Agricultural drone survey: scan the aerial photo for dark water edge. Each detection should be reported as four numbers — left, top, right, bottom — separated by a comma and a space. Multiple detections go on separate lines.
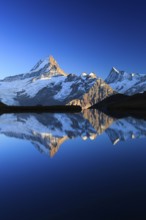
99, 108, 146, 120
0, 105, 82, 113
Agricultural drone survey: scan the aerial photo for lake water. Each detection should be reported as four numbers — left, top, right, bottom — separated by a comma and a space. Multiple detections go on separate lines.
0, 110, 146, 220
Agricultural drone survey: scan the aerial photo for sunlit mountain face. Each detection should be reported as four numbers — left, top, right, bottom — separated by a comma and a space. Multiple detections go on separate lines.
1, 55, 146, 110
0, 110, 146, 157
0, 56, 115, 108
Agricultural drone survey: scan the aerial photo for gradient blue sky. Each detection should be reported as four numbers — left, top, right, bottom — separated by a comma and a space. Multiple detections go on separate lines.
0, 0, 146, 79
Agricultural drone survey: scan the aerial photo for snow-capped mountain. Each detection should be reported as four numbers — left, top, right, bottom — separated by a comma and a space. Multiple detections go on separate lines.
0, 56, 115, 108
105, 67, 146, 95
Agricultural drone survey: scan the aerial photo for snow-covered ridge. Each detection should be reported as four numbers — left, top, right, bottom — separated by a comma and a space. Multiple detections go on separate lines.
30, 58, 50, 73
1, 56, 67, 82
0, 55, 115, 107
105, 67, 146, 95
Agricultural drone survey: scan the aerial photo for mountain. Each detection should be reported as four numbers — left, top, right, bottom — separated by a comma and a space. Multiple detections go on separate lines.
30, 55, 67, 77
67, 78, 115, 109
0, 56, 115, 108
105, 67, 146, 95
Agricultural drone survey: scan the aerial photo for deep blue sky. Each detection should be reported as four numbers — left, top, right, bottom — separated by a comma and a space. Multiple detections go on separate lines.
0, 0, 146, 79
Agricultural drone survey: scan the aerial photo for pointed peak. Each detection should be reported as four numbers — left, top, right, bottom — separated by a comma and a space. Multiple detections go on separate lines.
111, 67, 120, 74
49, 55, 58, 66
30, 55, 68, 77
105, 67, 121, 84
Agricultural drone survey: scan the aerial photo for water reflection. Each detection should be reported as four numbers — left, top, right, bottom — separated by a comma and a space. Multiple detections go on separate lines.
0, 110, 146, 157
106, 117, 146, 145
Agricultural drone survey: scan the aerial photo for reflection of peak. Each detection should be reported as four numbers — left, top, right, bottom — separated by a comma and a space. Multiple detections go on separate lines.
0, 110, 114, 157
106, 117, 146, 145
0, 111, 145, 157
83, 109, 114, 135
32, 130, 68, 157
49, 136, 68, 157
0, 112, 97, 157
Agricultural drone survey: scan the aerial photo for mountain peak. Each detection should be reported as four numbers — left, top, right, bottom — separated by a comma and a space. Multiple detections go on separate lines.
89, 72, 97, 78
105, 67, 122, 84
49, 55, 57, 65
30, 55, 67, 77
111, 67, 120, 74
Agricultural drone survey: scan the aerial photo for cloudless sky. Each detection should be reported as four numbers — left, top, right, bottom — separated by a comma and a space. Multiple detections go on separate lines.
0, 0, 146, 79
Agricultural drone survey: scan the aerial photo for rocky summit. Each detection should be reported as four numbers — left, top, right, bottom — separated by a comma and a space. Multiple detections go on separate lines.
0, 56, 115, 108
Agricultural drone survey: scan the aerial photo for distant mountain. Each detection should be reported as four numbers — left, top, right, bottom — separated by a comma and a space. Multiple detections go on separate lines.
105, 67, 146, 95
0, 56, 115, 108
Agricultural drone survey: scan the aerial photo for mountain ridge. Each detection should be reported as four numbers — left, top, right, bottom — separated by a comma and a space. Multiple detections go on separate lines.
105, 67, 146, 95
0, 55, 146, 108
0, 56, 115, 108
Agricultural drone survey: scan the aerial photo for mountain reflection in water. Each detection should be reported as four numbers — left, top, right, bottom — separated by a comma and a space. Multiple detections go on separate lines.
0, 110, 146, 157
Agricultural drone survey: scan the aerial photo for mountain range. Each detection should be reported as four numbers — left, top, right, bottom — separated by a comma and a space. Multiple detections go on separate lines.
0, 56, 114, 108
0, 55, 146, 108
105, 67, 146, 95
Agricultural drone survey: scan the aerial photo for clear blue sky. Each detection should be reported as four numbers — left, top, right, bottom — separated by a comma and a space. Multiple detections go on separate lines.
0, 0, 146, 79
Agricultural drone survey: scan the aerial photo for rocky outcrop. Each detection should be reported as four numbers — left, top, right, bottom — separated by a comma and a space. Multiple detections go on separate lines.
67, 78, 116, 109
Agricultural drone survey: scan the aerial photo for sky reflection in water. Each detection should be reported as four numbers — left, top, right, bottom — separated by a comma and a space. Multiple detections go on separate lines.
0, 110, 146, 219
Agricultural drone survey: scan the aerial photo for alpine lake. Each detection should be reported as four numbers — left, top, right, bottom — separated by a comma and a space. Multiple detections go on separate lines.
0, 109, 146, 220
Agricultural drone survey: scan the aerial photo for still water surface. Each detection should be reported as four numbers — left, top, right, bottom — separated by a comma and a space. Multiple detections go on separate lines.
0, 110, 146, 220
